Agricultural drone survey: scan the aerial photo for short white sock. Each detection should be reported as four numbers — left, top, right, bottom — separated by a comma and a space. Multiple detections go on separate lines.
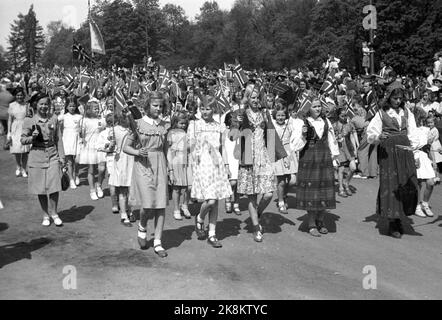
208, 230, 216, 238
278, 201, 285, 206
154, 239, 162, 247
422, 202, 429, 207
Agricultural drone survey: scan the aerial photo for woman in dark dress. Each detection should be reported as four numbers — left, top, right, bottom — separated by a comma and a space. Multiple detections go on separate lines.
367, 82, 419, 238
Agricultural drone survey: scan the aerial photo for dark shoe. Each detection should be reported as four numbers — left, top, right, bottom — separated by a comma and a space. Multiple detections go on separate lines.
389, 222, 402, 239
195, 215, 206, 240
309, 227, 321, 237
121, 219, 132, 227
137, 228, 148, 250
316, 220, 328, 234
338, 190, 348, 198
207, 236, 222, 248
225, 202, 233, 214
154, 244, 168, 258
344, 186, 353, 196
129, 213, 137, 223
395, 219, 404, 235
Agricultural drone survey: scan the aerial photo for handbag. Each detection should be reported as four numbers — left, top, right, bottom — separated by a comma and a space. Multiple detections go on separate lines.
61, 166, 70, 191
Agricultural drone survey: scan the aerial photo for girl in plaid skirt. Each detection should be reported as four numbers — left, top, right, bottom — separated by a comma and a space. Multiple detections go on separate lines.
291, 99, 340, 237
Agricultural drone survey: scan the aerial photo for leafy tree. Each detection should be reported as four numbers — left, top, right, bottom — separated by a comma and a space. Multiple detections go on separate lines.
6, 5, 44, 71
41, 23, 75, 68
0, 46, 9, 72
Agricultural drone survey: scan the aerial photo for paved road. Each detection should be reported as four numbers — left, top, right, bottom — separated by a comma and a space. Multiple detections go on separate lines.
1, 150, 441, 300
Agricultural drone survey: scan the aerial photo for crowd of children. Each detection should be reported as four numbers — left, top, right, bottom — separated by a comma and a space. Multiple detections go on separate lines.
1, 59, 442, 257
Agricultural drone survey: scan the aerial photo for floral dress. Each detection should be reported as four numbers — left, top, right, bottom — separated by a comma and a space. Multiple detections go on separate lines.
188, 119, 232, 200
237, 108, 276, 195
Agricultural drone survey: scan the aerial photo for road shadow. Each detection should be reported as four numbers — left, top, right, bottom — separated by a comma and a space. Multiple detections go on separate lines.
297, 212, 340, 233
217, 218, 242, 241
0, 237, 52, 268
364, 213, 422, 236
243, 212, 296, 234
58, 205, 94, 223
161, 225, 194, 250
0, 223, 8, 232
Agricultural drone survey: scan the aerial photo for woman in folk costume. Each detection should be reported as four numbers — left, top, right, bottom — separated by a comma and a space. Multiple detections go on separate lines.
123, 91, 169, 258
291, 98, 340, 237
235, 84, 287, 242
367, 82, 419, 238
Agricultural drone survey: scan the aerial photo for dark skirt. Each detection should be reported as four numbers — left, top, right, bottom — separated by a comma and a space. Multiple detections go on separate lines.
377, 134, 418, 218
294, 140, 336, 211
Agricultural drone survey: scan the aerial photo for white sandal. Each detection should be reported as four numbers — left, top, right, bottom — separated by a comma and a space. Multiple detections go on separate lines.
42, 217, 50, 227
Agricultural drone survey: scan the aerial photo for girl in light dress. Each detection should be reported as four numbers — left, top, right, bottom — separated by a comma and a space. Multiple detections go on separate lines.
78, 100, 106, 200
7, 87, 30, 177
428, 115, 442, 183
97, 113, 119, 213
272, 103, 297, 214
167, 111, 192, 220
188, 95, 232, 248
414, 114, 439, 218
104, 112, 135, 226
60, 95, 82, 189
222, 109, 242, 215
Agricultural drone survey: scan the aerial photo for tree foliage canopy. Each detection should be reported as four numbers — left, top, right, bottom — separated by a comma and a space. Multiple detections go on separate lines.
6, 0, 441, 75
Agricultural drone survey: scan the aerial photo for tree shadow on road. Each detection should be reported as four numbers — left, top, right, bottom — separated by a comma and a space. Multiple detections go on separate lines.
297, 212, 340, 233
364, 213, 423, 236
0, 237, 52, 268
0, 222, 8, 232
58, 205, 94, 223
162, 225, 195, 250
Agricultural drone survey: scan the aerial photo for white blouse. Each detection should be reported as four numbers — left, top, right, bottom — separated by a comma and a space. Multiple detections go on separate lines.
366, 107, 420, 152
289, 117, 340, 157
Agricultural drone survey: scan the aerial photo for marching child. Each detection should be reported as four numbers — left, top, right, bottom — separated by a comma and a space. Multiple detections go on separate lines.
272, 104, 297, 214
291, 98, 340, 237
78, 100, 106, 200
97, 113, 119, 213
61, 95, 82, 189
106, 112, 135, 226
332, 107, 357, 198
223, 109, 242, 215
188, 95, 232, 248
428, 115, 442, 183
167, 110, 192, 220
414, 114, 438, 217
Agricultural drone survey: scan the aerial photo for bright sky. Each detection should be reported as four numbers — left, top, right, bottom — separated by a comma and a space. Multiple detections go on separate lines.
0, 0, 235, 49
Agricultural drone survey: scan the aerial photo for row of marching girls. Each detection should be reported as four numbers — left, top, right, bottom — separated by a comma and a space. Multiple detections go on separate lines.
62, 94, 136, 225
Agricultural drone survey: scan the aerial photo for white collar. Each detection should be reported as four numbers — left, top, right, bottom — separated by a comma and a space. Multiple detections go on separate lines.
143, 115, 160, 126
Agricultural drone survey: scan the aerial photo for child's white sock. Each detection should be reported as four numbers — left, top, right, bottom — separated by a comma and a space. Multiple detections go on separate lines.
154, 239, 162, 248
208, 230, 216, 238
